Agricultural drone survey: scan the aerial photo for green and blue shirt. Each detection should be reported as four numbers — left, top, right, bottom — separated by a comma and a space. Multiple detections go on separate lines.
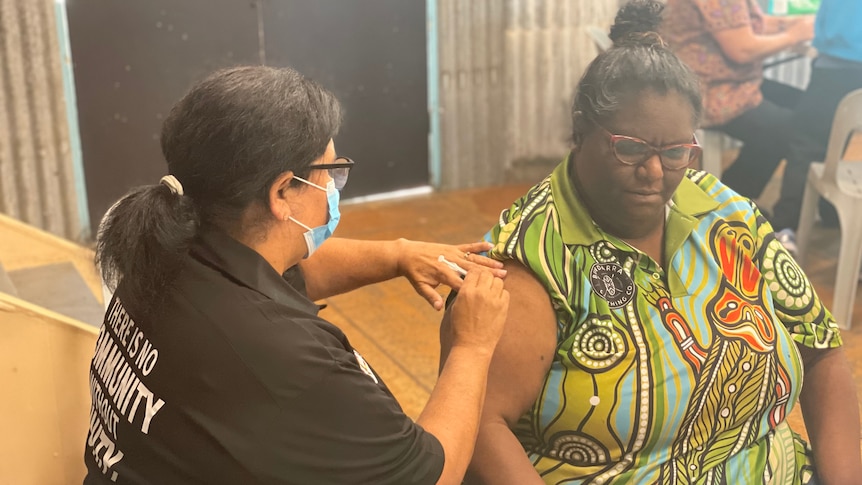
487, 157, 842, 484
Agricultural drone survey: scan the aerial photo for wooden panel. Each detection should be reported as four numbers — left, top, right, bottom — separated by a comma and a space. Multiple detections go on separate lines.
0, 293, 97, 485
0, 213, 101, 303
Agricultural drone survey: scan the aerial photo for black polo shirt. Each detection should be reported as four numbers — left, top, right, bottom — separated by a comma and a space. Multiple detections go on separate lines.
83, 230, 444, 484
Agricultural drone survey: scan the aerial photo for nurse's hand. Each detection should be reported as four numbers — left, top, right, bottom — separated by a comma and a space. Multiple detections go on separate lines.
445, 269, 509, 353
395, 239, 507, 311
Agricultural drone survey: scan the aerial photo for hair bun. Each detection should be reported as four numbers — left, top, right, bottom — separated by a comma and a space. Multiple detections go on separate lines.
609, 0, 666, 48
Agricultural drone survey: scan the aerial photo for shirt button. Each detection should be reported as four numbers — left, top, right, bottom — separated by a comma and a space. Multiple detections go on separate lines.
652, 273, 660, 280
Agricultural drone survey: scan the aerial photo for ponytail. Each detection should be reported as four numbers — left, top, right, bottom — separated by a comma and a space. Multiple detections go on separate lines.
96, 181, 199, 311
96, 65, 343, 312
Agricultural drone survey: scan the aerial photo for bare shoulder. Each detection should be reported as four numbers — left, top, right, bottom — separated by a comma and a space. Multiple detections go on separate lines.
482, 260, 558, 425
496, 260, 557, 346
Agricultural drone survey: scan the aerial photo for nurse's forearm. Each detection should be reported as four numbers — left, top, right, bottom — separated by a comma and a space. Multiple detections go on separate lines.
301, 238, 402, 300
301, 238, 503, 307
418, 345, 494, 485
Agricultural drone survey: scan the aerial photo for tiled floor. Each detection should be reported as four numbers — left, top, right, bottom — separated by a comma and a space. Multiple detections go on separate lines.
320, 173, 862, 445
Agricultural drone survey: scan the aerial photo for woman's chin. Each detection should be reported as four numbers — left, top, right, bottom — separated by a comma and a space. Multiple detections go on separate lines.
602, 206, 666, 237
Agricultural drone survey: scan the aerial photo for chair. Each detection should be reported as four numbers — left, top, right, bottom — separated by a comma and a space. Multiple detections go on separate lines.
795, 88, 862, 329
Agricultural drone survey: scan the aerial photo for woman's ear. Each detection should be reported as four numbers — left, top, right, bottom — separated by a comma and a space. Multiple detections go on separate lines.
269, 171, 295, 221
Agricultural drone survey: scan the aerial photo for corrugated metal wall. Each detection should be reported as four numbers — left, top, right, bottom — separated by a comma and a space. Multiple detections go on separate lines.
437, 0, 620, 190
0, 0, 817, 224
435, 0, 815, 191
0, 0, 81, 240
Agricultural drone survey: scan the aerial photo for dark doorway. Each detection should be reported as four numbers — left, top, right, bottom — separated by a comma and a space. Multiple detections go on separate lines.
67, 1, 429, 233
65, 1, 261, 232
263, 1, 429, 199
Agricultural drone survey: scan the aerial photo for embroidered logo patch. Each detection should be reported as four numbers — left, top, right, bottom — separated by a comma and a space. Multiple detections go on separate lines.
353, 350, 379, 384
589, 263, 635, 308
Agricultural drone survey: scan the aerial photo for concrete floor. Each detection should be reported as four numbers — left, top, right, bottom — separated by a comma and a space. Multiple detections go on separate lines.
320, 174, 862, 447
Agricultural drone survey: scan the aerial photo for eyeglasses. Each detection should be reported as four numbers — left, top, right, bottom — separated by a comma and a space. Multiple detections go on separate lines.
307, 156, 355, 190
597, 124, 701, 170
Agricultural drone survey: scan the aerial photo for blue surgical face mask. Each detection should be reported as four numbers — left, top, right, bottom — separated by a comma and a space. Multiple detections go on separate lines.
288, 178, 341, 258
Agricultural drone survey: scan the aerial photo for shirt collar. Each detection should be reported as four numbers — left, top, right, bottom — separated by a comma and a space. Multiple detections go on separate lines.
551, 154, 602, 247
191, 229, 319, 314
664, 171, 720, 260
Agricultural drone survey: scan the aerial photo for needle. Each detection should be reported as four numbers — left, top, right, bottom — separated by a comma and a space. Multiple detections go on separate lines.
437, 255, 468, 276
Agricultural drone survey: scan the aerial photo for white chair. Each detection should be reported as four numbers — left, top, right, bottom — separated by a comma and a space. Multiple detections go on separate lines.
795, 88, 862, 329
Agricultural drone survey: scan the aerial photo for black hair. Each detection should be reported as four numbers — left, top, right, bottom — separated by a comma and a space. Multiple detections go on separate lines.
571, 0, 702, 144
96, 66, 342, 310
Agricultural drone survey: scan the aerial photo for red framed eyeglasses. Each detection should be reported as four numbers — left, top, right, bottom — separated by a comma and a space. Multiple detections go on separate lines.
597, 124, 701, 170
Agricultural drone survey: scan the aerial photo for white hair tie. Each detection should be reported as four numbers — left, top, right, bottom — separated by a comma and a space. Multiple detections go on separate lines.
159, 175, 185, 196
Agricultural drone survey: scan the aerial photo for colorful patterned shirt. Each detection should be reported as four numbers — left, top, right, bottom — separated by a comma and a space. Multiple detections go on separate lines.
486, 158, 842, 484
661, 0, 766, 127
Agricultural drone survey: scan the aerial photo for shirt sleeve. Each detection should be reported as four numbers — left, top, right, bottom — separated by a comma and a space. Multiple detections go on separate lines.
752, 205, 843, 349
693, 0, 753, 33
262, 358, 445, 485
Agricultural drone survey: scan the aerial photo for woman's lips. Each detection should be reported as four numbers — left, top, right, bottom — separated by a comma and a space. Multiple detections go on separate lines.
625, 190, 663, 203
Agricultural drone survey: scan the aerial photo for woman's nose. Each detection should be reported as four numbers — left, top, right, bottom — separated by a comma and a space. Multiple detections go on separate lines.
637, 153, 664, 181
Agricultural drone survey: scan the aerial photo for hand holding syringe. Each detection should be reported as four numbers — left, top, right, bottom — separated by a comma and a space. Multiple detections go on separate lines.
437, 255, 468, 277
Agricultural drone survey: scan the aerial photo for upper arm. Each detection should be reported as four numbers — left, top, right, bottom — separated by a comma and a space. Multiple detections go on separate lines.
297, 237, 374, 301
748, 207, 843, 363
442, 261, 557, 426
711, 25, 762, 64
692, 0, 758, 64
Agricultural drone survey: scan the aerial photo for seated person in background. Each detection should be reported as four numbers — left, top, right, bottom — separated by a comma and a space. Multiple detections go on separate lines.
442, 1, 861, 483
661, 0, 813, 200
85, 65, 511, 485
768, 0, 862, 251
